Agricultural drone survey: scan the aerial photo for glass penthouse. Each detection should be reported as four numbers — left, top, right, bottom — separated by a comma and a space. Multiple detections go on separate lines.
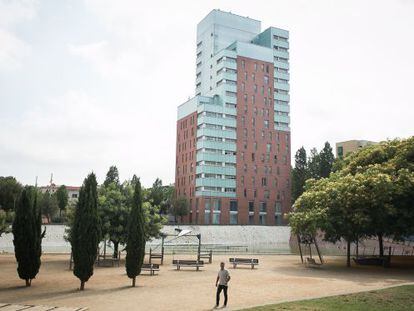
175, 10, 291, 225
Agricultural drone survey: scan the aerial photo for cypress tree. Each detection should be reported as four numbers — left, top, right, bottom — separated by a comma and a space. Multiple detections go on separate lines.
71, 173, 101, 290
125, 178, 146, 287
12, 186, 42, 286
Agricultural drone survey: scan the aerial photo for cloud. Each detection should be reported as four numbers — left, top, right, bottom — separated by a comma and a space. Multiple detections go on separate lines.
68, 40, 147, 79
0, 29, 30, 69
0, 0, 37, 70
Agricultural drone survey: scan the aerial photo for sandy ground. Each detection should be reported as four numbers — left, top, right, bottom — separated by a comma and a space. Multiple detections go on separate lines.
0, 254, 413, 311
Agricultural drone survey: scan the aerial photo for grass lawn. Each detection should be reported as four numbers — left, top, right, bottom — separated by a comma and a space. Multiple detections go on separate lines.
242, 285, 414, 311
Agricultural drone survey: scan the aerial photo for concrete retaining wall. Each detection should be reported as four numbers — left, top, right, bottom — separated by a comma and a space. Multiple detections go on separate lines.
0, 225, 292, 254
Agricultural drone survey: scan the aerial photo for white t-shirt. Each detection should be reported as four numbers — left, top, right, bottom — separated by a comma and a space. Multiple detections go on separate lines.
218, 269, 230, 286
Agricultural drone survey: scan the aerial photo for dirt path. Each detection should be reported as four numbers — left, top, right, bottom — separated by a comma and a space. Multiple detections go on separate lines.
1, 254, 413, 310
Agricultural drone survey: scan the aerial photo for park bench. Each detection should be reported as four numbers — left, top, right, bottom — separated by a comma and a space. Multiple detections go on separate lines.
198, 250, 213, 263
172, 259, 204, 271
149, 248, 164, 265
141, 263, 160, 275
97, 250, 121, 267
229, 257, 259, 269
353, 256, 390, 268
306, 257, 322, 268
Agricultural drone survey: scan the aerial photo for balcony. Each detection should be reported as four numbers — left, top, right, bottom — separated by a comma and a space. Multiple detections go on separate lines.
197, 116, 237, 128
196, 152, 236, 163
196, 140, 236, 152
197, 128, 236, 140
196, 165, 236, 176
195, 178, 236, 188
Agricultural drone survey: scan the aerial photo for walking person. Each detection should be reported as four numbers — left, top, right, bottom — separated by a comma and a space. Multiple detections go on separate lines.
215, 262, 230, 308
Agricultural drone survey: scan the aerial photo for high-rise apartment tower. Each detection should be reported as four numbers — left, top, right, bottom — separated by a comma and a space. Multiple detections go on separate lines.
175, 10, 291, 225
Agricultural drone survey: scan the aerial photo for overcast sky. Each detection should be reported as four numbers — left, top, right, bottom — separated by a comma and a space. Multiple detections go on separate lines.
0, 0, 413, 187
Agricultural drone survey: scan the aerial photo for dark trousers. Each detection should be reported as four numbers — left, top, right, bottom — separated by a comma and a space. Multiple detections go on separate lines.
216, 285, 228, 306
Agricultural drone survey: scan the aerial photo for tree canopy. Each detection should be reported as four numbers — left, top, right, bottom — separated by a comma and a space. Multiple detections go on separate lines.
0, 176, 23, 212
12, 186, 43, 286
125, 178, 146, 287
291, 142, 335, 203
289, 137, 414, 266
71, 173, 101, 290
56, 185, 69, 218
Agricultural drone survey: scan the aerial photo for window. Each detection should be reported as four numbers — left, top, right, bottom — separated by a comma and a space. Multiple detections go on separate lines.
260, 202, 267, 213
264, 76, 269, 84
275, 202, 282, 214
254, 63, 258, 71
249, 201, 254, 213
230, 201, 237, 212
213, 199, 221, 211
264, 120, 269, 129
230, 213, 238, 225
266, 143, 272, 153
261, 177, 267, 186
273, 35, 288, 42
204, 200, 211, 224
212, 213, 220, 224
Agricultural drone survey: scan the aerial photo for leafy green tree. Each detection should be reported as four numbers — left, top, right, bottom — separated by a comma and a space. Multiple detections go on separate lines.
71, 173, 101, 290
160, 185, 174, 215
12, 186, 43, 286
40, 190, 58, 223
98, 182, 128, 258
56, 185, 69, 218
103, 165, 120, 187
170, 196, 189, 223
149, 178, 163, 206
290, 137, 414, 265
291, 147, 308, 203
0, 176, 23, 212
0, 209, 14, 237
125, 178, 146, 287
308, 148, 321, 179
319, 142, 335, 178
125, 176, 166, 240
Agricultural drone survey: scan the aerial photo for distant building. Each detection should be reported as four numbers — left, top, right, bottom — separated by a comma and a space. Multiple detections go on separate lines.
336, 140, 378, 158
175, 10, 291, 225
39, 183, 80, 201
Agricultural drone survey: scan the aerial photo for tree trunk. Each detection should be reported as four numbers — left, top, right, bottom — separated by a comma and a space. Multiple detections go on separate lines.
346, 240, 351, 268
113, 241, 119, 259
25, 279, 31, 287
378, 233, 384, 257
80, 281, 85, 290
356, 240, 359, 258
132, 277, 136, 287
